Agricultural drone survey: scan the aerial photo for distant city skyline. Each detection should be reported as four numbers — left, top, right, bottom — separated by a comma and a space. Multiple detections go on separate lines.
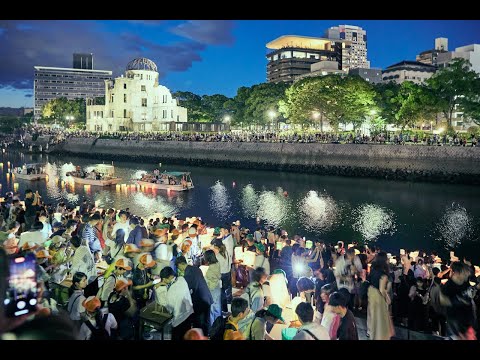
0, 20, 479, 107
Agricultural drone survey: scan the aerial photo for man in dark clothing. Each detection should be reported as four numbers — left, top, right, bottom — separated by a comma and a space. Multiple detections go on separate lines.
24, 189, 40, 231
175, 256, 213, 336
440, 261, 477, 340
49, 222, 65, 239
328, 291, 359, 340
126, 217, 143, 247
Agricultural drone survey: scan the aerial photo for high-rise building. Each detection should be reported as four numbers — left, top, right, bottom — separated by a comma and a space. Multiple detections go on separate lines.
325, 25, 370, 70
73, 53, 93, 69
294, 61, 347, 81
416, 37, 448, 66
34, 54, 112, 121
266, 35, 350, 83
86, 57, 187, 132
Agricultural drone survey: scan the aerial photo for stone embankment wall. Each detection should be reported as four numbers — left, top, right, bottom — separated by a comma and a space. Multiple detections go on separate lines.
52, 138, 480, 184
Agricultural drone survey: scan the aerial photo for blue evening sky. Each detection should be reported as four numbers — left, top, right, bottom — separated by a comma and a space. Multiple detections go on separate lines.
0, 20, 479, 108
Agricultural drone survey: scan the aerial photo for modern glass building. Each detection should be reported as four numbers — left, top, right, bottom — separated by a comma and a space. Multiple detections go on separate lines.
266, 35, 350, 84
34, 56, 112, 121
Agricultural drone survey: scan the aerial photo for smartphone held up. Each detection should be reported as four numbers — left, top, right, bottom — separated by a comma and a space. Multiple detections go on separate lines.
4, 253, 38, 317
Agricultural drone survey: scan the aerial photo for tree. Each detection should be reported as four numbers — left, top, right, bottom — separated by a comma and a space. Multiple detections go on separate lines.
223, 86, 253, 126
426, 58, 480, 128
172, 91, 205, 122
40, 97, 86, 125
94, 96, 105, 105
461, 78, 480, 126
201, 94, 231, 122
244, 82, 289, 128
281, 75, 377, 132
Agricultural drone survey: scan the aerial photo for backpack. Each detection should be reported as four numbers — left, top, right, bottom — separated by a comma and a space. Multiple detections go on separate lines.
84, 313, 111, 341
209, 315, 228, 340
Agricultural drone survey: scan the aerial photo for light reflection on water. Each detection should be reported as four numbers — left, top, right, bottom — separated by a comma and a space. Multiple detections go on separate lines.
298, 190, 340, 234
352, 203, 397, 242
256, 187, 291, 227
210, 181, 232, 221
435, 203, 474, 249
241, 184, 258, 218
1, 152, 480, 262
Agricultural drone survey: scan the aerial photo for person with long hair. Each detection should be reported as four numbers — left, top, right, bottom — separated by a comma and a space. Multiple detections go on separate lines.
204, 249, 222, 328
67, 272, 87, 329
212, 239, 232, 313
367, 251, 395, 340
319, 283, 341, 339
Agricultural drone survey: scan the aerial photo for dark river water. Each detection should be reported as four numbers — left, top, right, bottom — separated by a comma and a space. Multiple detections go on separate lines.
2, 151, 480, 263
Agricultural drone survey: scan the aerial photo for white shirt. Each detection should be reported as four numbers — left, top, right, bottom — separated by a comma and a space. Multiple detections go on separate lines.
71, 245, 97, 282
155, 243, 172, 262
40, 221, 52, 239
216, 251, 231, 274
79, 310, 118, 340
155, 277, 194, 328
18, 230, 46, 247
67, 290, 86, 321
293, 322, 330, 340
111, 221, 130, 243
223, 234, 234, 264
254, 255, 270, 275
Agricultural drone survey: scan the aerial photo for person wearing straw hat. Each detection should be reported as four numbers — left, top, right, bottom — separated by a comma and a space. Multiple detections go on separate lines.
78, 296, 118, 340
98, 258, 131, 306
132, 253, 157, 309
107, 279, 135, 340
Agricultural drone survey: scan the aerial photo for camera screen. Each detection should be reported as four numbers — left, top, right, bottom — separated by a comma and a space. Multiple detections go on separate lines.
4, 253, 38, 317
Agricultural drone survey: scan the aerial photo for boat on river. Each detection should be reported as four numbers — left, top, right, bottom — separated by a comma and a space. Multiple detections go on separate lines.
66, 164, 121, 187
12, 163, 48, 181
137, 171, 194, 192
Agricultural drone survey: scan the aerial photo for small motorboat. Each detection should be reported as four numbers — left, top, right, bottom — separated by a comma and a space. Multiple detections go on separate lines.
13, 163, 48, 181
137, 171, 194, 192
66, 164, 121, 187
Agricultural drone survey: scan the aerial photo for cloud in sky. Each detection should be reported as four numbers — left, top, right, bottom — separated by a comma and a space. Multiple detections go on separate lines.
0, 20, 235, 91
169, 20, 235, 45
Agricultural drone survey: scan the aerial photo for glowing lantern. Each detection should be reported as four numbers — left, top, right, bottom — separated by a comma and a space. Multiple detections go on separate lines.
242, 251, 256, 268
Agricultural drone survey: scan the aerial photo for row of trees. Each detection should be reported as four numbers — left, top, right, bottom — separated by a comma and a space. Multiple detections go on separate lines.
176, 58, 480, 132
35, 59, 479, 132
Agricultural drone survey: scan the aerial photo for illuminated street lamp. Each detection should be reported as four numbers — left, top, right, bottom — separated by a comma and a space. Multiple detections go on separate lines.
268, 110, 277, 131
224, 115, 231, 123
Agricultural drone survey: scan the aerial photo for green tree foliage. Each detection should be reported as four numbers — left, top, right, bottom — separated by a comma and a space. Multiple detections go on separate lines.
426, 58, 480, 128
243, 82, 289, 127
461, 78, 480, 125
173, 91, 205, 122
281, 75, 376, 131
201, 94, 231, 122
94, 96, 105, 105
173, 92, 231, 122
0, 115, 31, 133
377, 81, 438, 131
223, 86, 253, 126
40, 97, 86, 125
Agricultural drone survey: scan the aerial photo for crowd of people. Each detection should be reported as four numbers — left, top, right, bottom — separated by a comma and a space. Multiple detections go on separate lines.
0, 189, 479, 341
12, 124, 479, 148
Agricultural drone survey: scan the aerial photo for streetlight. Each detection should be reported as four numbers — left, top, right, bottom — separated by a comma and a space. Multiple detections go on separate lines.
268, 110, 276, 132
312, 111, 320, 132
224, 115, 231, 123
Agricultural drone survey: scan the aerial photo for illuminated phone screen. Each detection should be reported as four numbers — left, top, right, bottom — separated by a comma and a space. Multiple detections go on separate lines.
5, 253, 38, 317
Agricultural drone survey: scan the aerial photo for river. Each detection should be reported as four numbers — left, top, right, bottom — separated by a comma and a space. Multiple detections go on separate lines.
2, 150, 480, 263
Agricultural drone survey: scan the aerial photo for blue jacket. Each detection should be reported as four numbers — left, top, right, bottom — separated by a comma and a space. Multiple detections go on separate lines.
126, 225, 143, 247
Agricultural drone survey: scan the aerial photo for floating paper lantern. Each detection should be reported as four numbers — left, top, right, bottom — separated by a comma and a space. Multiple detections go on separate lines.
242, 251, 256, 268
234, 246, 244, 262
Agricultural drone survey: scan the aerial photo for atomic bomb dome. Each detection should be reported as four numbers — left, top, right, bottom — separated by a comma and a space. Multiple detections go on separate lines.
126, 58, 158, 72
